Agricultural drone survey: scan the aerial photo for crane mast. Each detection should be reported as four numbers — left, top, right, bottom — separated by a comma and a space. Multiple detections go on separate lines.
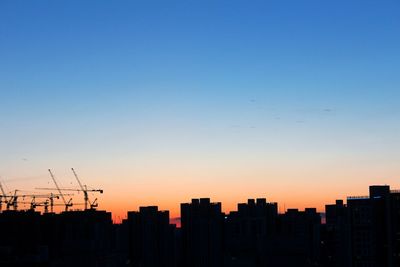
0, 181, 15, 211
20, 193, 66, 213
0, 181, 8, 211
7, 190, 18, 210
71, 168, 89, 210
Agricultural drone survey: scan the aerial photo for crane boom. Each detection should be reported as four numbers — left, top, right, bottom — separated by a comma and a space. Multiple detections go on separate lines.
48, 169, 72, 211
0, 181, 7, 196
7, 190, 18, 210
36, 187, 100, 192
48, 169, 66, 204
71, 168, 85, 191
71, 168, 89, 210
0, 181, 7, 211
71, 168, 103, 210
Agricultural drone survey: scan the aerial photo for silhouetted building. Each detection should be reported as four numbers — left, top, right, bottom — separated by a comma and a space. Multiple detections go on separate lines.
0, 210, 46, 266
321, 200, 352, 267
0, 209, 115, 267
125, 206, 176, 267
181, 198, 224, 267
390, 190, 400, 267
112, 222, 130, 266
347, 185, 400, 267
269, 208, 321, 267
321, 185, 400, 267
56, 210, 114, 266
225, 198, 278, 266
1, 184, 400, 267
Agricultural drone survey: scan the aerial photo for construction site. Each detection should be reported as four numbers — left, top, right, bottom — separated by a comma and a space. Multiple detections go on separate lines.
0, 169, 122, 267
0, 168, 104, 214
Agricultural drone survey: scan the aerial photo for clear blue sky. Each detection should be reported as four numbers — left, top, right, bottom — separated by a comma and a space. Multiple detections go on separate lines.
1, 0, 400, 215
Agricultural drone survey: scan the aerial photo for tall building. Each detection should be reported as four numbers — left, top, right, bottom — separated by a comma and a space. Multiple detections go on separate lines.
181, 198, 224, 267
322, 185, 400, 267
389, 189, 400, 267
0, 209, 115, 267
347, 185, 400, 267
225, 198, 278, 266
271, 208, 321, 267
0, 210, 46, 265
322, 200, 352, 267
126, 206, 175, 267
57, 210, 114, 267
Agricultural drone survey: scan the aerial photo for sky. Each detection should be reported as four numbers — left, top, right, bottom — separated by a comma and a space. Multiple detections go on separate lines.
1, 0, 400, 221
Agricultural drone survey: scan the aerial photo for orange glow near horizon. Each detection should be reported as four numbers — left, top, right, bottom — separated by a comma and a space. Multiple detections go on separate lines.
2, 159, 399, 224
5, 178, 398, 225
2, 0, 400, 230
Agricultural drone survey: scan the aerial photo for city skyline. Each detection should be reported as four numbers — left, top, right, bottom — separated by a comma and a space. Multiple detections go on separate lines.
0, 174, 397, 224
1, 1, 400, 220
1, 184, 399, 266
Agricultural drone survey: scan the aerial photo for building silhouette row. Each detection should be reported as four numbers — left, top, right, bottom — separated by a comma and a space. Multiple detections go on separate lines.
0, 185, 399, 267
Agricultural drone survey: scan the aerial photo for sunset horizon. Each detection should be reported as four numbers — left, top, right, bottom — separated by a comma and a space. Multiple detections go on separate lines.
1, 1, 399, 266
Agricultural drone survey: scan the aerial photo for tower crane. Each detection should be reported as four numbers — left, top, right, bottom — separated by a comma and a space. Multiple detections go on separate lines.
0, 181, 9, 211
26, 197, 49, 212
71, 168, 103, 210
1, 177, 73, 212
0, 181, 54, 212
16, 198, 49, 212
19, 193, 73, 213
47, 169, 73, 211
0, 181, 16, 211
1, 175, 77, 213
0, 180, 24, 211
7, 190, 19, 210
24, 197, 74, 213
36, 169, 103, 211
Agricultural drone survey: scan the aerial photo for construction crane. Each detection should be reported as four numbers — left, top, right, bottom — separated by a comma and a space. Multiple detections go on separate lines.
16, 199, 49, 212
71, 168, 103, 210
0, 181, 11, 211
6, 190, 19, 210
0, 178, 72, 212
47, 169, 73, 211
19, 193, 74, 213
37, 169, 103, 211
24, 197, 75, 213
26, 197, 49, 212
0, 181, 18, 211
1, 175, 77, 213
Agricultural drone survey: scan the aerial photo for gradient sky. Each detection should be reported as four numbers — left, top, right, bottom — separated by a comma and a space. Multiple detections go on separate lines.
1, 0, 400, 221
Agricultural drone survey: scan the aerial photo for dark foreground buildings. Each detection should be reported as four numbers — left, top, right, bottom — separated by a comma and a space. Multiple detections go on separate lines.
0, 185, 399, 267
0, 209, 119, 267
124, 206, 176, 267
181, 198, 225, 267
323, 185, 400, 267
